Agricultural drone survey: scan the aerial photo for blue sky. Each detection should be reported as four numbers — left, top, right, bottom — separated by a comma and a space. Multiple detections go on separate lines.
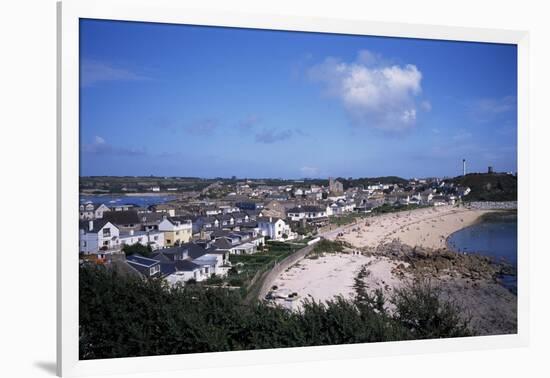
80, 19, 517, 179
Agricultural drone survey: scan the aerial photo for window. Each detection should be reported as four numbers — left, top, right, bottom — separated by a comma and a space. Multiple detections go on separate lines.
149, 265, 160, 276
102, 228, 111, 237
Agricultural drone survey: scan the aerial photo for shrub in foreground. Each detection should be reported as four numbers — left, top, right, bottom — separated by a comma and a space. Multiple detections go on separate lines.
79, 265, 472, 360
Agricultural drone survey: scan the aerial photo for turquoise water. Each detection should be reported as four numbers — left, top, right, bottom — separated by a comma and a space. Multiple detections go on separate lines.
447, 217, 517, 294
80, 194, 175, 208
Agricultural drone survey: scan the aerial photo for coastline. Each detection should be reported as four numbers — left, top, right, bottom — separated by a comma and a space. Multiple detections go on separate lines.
80, 192, 177, 197
325, 205, 496, 250
271, 204, 517, 335
445, 209, 518, 252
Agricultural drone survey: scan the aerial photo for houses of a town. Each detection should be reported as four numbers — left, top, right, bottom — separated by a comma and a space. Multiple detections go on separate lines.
80, 176, 471, 286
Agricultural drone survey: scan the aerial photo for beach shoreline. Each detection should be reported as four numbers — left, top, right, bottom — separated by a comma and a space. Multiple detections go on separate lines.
325, 205, 496, 250
270, 205, 517, 335
80, 192, 178, 197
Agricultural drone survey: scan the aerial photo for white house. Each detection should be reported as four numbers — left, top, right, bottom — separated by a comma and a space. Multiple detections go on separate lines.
79, 219, 120, 254
286, 206, 328, 221
119, 229, 165, 250
79, 202, 111, 220
257, 217, 295, 241
328, 200, 355, 216
164, 260, 209, 286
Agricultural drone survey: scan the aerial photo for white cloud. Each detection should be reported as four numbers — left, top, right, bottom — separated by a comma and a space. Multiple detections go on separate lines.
421, 100, 432, 112
83, 136, 146, 156
186, 119, 219, 135
81, 59, 150, 87
452, 130, 473, 141
237, 115, 261, 131
255, 129, 293, 144
300, 166, 319, 177
469, 96, 516, 123
308, 50, 425, 132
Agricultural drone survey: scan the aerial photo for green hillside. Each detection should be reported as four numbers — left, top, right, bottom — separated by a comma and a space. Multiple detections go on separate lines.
451, 173, 517, 201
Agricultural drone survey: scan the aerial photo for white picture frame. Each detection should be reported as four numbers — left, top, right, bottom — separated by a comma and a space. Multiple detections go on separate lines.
57, 0, 530, 376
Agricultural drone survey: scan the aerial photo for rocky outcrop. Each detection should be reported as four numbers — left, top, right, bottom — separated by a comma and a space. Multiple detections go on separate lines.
371, 239, 515, 283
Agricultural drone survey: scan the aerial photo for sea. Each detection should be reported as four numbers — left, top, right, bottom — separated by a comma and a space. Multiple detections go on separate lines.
80, 194, 176, 208
447, 213, 518, 294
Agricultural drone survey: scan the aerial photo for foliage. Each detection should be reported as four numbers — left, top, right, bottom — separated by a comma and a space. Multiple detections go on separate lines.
390, 280, 472, 339
329, 213, 364, 226
205, 274, 224, 286
311, 239, 346, 255
371, 203, 425, 215
227, 242, 303, 288
80, 265, 473, 360
122, 243, 152, 258
450, 173, 517, 201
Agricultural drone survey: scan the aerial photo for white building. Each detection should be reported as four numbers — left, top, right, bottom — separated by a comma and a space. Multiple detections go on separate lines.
257, 217, 295, 241
79, 202, 111, 220
79, 219, 120, 254
164, 261, 209, 286
118, 229, 165, 250
286, 206, 328, 221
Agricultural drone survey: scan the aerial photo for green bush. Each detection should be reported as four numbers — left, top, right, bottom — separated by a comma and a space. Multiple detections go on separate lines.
79, 265, 473, 360
122, 242, 152, 258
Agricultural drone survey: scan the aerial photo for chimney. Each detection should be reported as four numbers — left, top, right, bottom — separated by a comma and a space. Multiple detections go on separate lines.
88, 220, 93, 231
129, 229, 134, 236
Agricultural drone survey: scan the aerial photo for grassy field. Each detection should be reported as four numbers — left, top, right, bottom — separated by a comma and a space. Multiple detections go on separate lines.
227, 241, 307, 290
329, 212, 366, 226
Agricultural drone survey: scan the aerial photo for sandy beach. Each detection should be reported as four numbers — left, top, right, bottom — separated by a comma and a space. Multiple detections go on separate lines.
326, 205, 494, 249
269, 205, 516, 334
273, 206, 494, 308
271, 253, 407, 310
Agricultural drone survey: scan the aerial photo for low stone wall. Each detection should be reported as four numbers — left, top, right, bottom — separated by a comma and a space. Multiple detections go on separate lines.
253, 243, 316, 301
466, 201, 517, 210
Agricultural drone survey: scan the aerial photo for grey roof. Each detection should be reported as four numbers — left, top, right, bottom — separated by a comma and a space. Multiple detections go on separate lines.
108, 259, 143, 279
217, 214, 235, 221
151, 246, 188, 261
103, 210, 141, 226
287, 206, 325, 213
174, 260, 202, 272
179, 242, 208, 259
79, 219, 117, 233
139, 212, 165, 224
126, 254, 160, 277
213, 238, 233, 250
126, 254, 159, 268
150, 252, 172, 263
170, 216, 193, 223
257, 216, 282, 223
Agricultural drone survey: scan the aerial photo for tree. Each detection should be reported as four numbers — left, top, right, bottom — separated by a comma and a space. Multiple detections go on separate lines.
79, 265, 472, 360
122, 242, 152, 258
